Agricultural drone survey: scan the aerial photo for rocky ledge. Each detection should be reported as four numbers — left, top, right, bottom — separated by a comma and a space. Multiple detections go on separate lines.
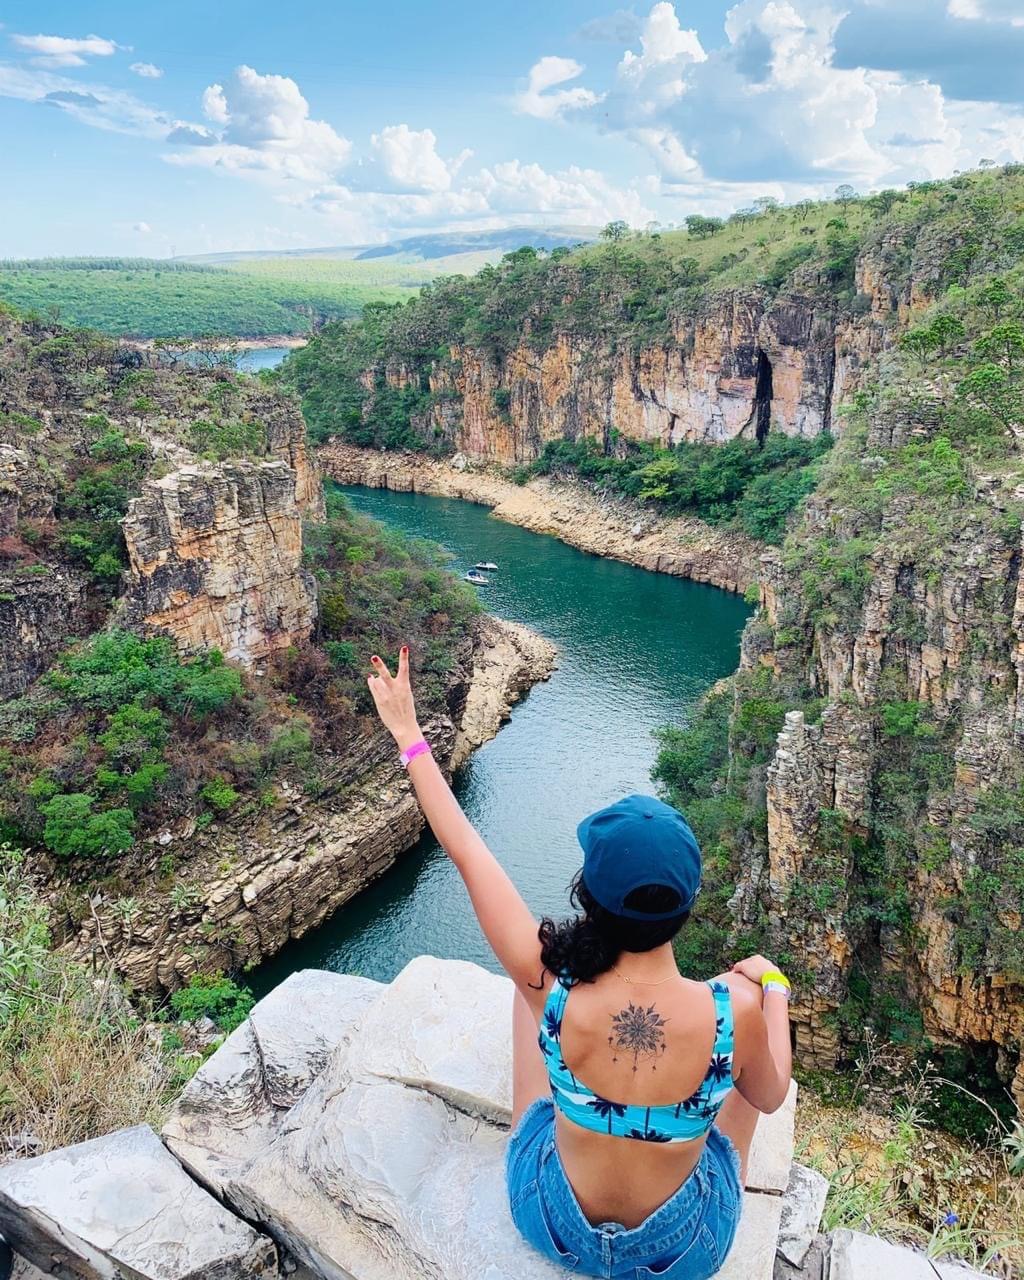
0, 957, 986, 1280
62, 614, 556, 992
319, 442, 762, 596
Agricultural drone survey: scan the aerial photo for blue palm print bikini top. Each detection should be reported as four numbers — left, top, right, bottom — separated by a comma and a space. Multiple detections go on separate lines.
538, 976, 735, 1143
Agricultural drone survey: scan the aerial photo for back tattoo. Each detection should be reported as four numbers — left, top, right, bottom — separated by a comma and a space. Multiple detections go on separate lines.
608, 1001, 669, 1073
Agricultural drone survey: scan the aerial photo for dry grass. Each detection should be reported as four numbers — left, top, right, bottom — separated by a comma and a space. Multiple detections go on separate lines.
796, 1082, 1024, 1277
0, 963, 175, 1159
0, 843, 185, 1162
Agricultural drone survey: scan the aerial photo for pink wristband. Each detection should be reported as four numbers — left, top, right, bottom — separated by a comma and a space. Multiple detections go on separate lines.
399, 739, 431, 767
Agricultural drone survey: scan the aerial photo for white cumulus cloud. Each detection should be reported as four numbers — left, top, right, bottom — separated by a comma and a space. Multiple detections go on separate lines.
10, 32, 120, 68
166, 65, 352, 184
356, 123, 471, 193
585, 0, 1024, 201
515, 56, 602, 119
130, 61, 163, 79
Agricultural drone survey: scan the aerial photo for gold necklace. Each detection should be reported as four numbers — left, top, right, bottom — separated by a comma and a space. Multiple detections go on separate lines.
612, 963, 679, 986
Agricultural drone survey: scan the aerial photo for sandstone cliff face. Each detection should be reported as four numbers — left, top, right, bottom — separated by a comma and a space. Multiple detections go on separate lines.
369, 256, 911, 465
735, 401, 1024, 1102
122, 462, 318, 667
0, 310, 323, 691
386, 287, 844, 464
0, 444, 93, 697
0, 568, 91, 699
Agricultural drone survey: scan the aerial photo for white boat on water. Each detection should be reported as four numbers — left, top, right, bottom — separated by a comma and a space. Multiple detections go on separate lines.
474, 561, 498, 571
463, 571, 490, 585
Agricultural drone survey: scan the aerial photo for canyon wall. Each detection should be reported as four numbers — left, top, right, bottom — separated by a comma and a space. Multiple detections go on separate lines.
368, 242, 917, 465
733, 393, 1024, 1103
122, 462, 318, 668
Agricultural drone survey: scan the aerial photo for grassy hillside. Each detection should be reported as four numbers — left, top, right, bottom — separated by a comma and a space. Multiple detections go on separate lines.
0, 258, 415, 339
219, 251, 496, 290
0, 229, 601, 340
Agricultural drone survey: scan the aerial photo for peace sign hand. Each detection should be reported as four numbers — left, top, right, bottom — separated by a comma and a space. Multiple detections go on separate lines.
367, 646, 421, 749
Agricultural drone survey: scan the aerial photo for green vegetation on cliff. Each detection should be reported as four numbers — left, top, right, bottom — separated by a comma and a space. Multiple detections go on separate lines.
655, 167, 1024, 1133
521, 433, 833, 544
0, 492, 478, 863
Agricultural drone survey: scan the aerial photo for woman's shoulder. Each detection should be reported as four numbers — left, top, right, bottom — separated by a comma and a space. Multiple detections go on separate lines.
705, 972, 762, 1016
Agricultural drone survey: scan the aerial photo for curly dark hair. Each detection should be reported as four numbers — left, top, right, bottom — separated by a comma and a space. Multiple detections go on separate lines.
537, 871, 688, 986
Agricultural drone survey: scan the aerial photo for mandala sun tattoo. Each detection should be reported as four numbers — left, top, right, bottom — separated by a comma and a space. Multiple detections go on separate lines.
608, 1002, 669, 1073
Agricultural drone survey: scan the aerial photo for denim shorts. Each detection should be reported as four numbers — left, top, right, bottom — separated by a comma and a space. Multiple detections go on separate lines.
505, 1098, 742, 1279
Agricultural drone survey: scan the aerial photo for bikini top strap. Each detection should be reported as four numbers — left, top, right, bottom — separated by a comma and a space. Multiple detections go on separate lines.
543, 972, 572, 1030
708, 979, 735, 1057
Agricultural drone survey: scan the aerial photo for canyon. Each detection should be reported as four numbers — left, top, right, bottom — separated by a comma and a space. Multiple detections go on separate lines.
298, 173, 1024, 1105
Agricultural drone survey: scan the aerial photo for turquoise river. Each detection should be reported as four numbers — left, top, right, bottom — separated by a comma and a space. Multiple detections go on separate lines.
253, 483, 750, 991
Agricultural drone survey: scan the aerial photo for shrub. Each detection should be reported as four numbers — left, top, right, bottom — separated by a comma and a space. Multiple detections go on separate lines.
39, 793, 134, 858
200, 778, 238, 812
169, 972, 255, 1032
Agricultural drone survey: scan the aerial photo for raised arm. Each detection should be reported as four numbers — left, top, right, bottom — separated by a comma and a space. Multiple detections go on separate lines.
367, 648, 544, 999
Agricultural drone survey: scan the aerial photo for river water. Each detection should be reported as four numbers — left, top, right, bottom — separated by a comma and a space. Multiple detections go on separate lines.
252, 483, 750, 992
236, 346, 293, 372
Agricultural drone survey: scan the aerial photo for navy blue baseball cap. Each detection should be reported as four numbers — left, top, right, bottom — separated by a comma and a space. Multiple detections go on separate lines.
577, 794, 701, 921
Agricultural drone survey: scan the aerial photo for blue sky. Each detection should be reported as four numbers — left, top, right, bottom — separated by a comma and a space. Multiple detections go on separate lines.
2, 0, 1023, 257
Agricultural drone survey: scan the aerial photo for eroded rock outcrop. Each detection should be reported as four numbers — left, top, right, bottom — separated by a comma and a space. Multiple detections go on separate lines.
121, 461, 318, 667
381, 286, 848, 465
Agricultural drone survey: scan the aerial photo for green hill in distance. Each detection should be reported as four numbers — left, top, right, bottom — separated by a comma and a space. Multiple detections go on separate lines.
0, 228, 598, 340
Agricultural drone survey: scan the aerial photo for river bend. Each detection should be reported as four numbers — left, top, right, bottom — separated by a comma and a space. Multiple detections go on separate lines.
253, 483, 750, 991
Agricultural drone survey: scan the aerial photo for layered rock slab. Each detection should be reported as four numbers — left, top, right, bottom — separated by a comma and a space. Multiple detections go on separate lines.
0, 1123, 277, 1279
163, 968, 383, 1197
165, 955, 798, 1280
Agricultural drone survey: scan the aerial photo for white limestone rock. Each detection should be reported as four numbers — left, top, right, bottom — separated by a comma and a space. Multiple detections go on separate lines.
346, 954, 514, 1122
229, 1076, 554, 1280
777, 1162, 829, 1266
747, 1079, 798, 1193
0, 1124, 277, 1280
933, 1263, 993, 1280
720, 1192, 784, 1280
826, 1229, 937, 1280
213, 957, 796, 1280
163, 969, 382, 1196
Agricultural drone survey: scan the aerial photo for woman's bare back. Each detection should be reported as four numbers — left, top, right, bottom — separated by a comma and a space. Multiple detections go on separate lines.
550, 973, 728, 1227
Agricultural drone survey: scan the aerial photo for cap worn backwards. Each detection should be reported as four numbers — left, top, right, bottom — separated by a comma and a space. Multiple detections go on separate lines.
577, 794, 702, 921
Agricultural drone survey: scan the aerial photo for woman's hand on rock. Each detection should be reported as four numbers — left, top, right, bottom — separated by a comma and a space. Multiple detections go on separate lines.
731, 954, 778, 985
367, 647, 421, 749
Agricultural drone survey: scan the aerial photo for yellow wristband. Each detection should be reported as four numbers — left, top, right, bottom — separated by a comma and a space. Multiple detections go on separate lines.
760, 969, 790, 990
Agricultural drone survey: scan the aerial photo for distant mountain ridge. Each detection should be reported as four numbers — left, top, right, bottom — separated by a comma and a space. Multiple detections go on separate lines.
181, 226, 600, 266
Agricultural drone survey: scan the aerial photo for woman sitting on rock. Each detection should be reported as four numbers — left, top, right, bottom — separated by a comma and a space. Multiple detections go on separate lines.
368, 647, 793, 1280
